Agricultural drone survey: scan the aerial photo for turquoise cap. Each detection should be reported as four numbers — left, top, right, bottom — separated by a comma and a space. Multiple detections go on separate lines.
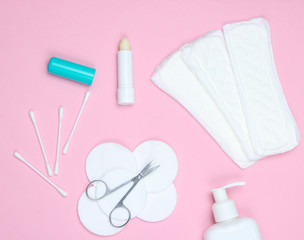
48, 57, 96, 85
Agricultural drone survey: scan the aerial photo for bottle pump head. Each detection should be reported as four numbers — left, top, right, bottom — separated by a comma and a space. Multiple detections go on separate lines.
211, 182, 245, 223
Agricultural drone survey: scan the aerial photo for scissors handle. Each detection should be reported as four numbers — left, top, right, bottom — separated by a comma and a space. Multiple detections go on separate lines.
86, 178, 132, 200
109, 202, 131, 228
109, 174, 142, 228
86, 180, 109, 200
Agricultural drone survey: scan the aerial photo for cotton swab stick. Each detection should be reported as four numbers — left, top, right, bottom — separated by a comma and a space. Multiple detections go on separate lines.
14, 152, 67, 197
63, 91, 90, 154
29, 110, 53, 176
54, 107, 63, 175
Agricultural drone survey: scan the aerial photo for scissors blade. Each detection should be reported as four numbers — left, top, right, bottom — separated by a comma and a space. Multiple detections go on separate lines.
143, 165, 160, 178
139, 161, 153, 176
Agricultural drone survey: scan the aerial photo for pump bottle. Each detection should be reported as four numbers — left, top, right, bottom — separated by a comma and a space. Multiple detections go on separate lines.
205, 182, 262, 240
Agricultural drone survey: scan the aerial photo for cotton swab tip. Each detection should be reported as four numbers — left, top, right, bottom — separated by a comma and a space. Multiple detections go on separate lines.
62, 144, 68, 154
29, 110, 36, 122
58, 188, 68, 197
59, 107, 64, 119
47, 166, 53, 176
14, 151, 24, 161
84, 91, 90, 102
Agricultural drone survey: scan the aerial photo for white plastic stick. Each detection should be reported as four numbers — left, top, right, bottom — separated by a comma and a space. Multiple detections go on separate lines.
14, 152, 67, 197
63, 91, 90, 154
54, 107, 63, 175
29, 110, 53, 176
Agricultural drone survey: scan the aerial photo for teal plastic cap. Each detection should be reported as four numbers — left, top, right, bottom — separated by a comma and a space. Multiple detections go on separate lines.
48, 57, 96, 85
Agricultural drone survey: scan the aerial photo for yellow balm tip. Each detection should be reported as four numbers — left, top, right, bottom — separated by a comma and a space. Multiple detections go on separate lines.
119, 38, 131, 50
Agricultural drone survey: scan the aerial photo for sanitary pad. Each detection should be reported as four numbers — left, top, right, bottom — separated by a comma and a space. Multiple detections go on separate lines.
223, 18, 300, 155
152, 50, 256, 168
152, 17, 299, 168
181, 30, 261, 161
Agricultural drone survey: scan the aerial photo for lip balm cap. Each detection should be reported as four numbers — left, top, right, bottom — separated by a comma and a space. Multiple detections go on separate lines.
48, 57, 95, 85
117, 87, 134, 105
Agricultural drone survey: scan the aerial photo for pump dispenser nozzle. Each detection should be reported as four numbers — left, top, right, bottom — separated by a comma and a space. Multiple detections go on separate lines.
211, 182, 245, 223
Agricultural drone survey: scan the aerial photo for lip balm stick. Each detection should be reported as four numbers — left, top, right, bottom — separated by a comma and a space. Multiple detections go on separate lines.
63, 91, 90, 154
117, 38, 134, 105
54, 107, 63, 175
14, 152, 67, 197
29, 110, 53, 176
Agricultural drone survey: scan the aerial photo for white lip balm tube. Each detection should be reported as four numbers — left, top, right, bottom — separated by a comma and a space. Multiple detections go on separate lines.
117, 38, 134, 105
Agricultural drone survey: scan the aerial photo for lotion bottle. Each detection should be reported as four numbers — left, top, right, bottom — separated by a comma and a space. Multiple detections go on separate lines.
205, 182, 262, 240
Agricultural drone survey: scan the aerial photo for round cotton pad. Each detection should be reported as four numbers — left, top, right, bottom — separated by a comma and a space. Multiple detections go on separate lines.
77, 191, 124, 236
96, 168, 148, 220
133, 141, 178, 192
138, 185, 177, 222
86, 143, 138, 181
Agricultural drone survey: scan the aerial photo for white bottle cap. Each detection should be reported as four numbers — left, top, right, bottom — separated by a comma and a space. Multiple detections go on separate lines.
211, 182, 245, 223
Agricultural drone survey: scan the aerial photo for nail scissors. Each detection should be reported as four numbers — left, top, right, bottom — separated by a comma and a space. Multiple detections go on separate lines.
86, 161, 160, 228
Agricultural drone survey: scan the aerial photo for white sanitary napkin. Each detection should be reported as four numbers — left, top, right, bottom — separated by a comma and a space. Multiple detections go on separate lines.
78, 141, 178, 236
152, 18, 299, 168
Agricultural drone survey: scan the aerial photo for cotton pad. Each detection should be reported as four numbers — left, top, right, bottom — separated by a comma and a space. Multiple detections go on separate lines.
152, 51, 256, 168
77, 191, 124, 236
223, 18, 300, 155
181, 30, 262, 161
96, 168, 148, 220
133, 140, 179, 192
138, 184, 177, 222
86, 143, 138, 181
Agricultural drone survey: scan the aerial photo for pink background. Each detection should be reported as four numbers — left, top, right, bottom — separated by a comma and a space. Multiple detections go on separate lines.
1, 0, 304, 239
